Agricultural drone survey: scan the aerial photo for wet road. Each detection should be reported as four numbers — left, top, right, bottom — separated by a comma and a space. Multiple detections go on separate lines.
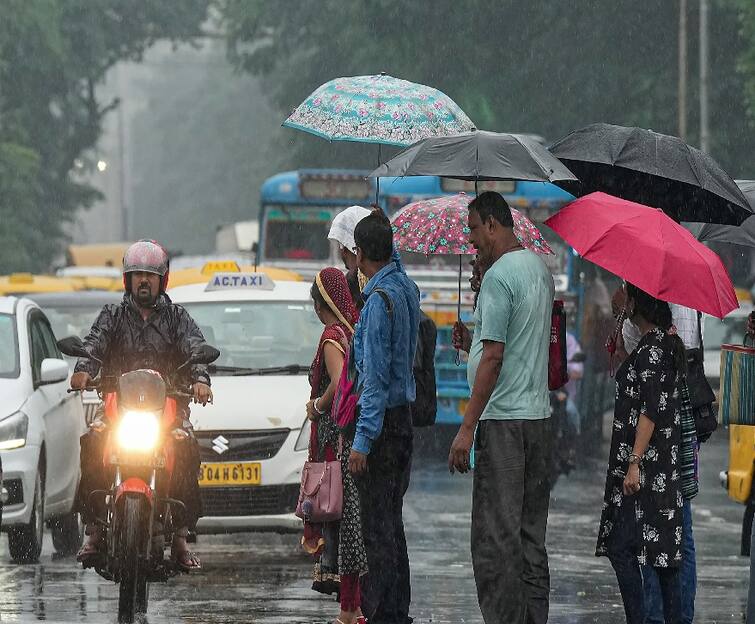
0, 427, 749, 623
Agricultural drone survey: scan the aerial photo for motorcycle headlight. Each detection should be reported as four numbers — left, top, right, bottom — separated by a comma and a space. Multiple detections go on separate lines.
0, 411, 28, 450
116, 411, 160, 452
294, 417, 311, 452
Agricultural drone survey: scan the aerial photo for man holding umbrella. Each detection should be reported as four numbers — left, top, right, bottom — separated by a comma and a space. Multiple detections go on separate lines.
449, 191, 555, 624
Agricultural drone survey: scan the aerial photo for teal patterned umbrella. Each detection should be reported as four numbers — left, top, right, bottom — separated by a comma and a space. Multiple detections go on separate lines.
283, 73, 474, 147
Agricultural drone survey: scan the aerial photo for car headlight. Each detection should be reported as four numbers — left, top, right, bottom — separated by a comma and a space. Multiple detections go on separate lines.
0, 411, 28, 450
294, 417, 311, 452
116, 411, 160, 453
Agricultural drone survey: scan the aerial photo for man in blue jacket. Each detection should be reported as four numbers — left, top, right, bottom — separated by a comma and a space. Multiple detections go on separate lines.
349, 209, 420, 624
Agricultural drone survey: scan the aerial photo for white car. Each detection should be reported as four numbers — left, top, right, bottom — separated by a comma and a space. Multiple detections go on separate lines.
168, 274, 321, 533
0, 297, 86, 561
703, 307, 751, 389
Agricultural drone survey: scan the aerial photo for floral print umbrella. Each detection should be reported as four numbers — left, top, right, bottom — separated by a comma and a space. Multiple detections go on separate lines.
283, 73, 474, 147
391, 193, 554, 256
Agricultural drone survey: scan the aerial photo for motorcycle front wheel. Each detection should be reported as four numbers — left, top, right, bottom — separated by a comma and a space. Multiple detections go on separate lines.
117, 495, 149, 624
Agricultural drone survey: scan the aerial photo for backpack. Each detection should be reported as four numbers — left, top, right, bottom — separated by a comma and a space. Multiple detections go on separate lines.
411, 312, 437, 427
548, 300, 569, 391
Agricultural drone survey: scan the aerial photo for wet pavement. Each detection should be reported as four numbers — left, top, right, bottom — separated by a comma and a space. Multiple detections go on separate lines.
0, 427, 750, 623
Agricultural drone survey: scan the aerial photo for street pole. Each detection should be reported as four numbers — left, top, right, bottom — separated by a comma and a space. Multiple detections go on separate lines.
699, 0, 710, 153
678, 0, 688, 140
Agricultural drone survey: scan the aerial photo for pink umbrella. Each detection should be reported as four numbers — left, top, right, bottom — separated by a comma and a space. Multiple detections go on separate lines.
391, 193, 553, 331
391, 192, 553, 256
545, 192, 738, 318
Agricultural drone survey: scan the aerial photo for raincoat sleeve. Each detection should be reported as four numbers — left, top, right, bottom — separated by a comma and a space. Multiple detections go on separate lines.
353, 298, 392, 455
74, 306, 115, 378
174, 306, 211, 387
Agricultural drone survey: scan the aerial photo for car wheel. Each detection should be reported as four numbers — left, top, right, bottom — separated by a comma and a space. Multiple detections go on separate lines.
51, 511, 84, 556
8, 469, 45, 563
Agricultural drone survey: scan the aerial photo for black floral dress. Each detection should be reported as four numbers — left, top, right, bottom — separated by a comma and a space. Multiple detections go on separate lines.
309, 346, 368, 587
596, 328, 683, 568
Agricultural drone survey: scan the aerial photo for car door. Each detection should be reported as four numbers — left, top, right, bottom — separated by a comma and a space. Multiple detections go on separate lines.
28, 313, 80, 512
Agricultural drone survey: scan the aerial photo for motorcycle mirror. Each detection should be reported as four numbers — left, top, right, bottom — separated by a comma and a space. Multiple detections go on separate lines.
191, 344, 221, 365
57, 336, 90, 359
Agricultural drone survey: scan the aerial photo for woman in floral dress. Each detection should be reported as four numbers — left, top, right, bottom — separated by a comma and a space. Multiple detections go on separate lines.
303, 267, 368, 624
596, 283, 686, 624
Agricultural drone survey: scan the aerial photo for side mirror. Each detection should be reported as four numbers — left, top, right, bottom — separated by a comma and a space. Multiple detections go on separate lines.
40, 358, 70, 385
191, 344, 221, 365
57, 336, 89, 359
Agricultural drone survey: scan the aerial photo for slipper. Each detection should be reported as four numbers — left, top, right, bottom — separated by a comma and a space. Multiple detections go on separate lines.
76, 540, 104, 563
172, 549, 202, 571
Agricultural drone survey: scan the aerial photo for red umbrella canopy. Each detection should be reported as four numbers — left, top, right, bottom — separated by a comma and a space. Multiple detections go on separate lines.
544, 192, 738, 318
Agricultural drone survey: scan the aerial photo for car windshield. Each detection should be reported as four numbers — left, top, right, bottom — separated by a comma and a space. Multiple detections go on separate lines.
42, 304, 105, 340
0, 313, 19, 378
704, 314, 747, 350
180, 301, 322, 372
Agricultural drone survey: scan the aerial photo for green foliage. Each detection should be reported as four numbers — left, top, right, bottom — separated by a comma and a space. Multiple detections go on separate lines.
220, 0, 755, 178
0, 0, 209, 272
128, 44, 282, 254
739, 0, 755, 118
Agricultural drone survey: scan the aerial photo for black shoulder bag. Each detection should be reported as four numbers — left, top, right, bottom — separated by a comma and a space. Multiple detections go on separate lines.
684, 312, 717, 442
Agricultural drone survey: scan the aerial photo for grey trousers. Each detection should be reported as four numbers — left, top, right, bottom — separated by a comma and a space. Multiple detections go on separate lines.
472, 418, 552, 624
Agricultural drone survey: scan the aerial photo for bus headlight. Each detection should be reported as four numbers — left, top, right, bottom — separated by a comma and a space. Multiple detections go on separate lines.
117, 411, 160, 452
294, 418, 311, 452
0, 411, 28, 450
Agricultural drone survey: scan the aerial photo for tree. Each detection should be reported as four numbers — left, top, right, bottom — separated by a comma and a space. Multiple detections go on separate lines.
0, 0, 210, 272
739, 0, 755, 120
219, 0, 755, 178
127, 43, 282, 254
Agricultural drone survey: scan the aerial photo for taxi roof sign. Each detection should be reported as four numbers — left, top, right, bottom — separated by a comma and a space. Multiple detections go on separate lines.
205, 272, 275, 292
201, 261, 241, 275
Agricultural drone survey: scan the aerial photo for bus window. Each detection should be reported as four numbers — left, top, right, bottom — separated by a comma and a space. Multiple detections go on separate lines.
263, 206, 331, 261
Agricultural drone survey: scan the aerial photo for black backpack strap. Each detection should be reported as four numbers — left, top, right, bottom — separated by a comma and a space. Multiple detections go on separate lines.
372, 288, 394, 318
697, 311, 704, 351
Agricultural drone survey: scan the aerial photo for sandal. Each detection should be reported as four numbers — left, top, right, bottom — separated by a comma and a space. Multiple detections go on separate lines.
172, 547, 201, 571
76, 540, 103, 563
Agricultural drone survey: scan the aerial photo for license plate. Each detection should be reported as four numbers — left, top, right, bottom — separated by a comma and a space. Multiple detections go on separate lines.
199, 462, 261, 487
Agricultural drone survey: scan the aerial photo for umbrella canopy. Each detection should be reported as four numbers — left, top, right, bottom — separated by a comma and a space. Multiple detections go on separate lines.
282, 73, 474, 147
391, 193, 553, 256
544, 192, 738, 318
549, 123, 752, 225
370, 130, 577, 183
686, 180, 755, 246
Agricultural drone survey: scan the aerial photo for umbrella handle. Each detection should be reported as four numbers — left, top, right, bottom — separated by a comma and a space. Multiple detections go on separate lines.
456, 254, 462, 367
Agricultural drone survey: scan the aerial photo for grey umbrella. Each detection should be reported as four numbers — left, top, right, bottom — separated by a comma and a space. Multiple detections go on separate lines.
686, 181, 755, 246
369, 129, 577, 183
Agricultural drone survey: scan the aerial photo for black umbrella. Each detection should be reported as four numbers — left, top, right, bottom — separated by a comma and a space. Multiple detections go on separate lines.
686, 180, 755, 246
369, 129, 577, 183
549, 123, 752, 225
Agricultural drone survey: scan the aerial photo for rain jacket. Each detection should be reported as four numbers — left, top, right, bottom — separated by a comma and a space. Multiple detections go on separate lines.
74, 293, 211, 394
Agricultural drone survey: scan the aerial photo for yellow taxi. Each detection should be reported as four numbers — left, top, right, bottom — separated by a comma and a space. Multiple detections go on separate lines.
0, 274, 77, 296
169, 261, 302, 288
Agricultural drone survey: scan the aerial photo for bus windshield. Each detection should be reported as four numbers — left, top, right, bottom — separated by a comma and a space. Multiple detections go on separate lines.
262, 205, 332, 261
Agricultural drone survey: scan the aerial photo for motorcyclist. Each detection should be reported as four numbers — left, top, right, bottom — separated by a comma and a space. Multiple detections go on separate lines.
72, 240, 213, 570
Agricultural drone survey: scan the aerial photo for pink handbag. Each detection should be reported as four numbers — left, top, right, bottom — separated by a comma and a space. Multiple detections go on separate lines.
295, 438, 343, 523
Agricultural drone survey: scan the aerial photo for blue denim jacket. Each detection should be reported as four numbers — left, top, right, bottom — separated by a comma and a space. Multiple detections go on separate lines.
352, 260, 420, 454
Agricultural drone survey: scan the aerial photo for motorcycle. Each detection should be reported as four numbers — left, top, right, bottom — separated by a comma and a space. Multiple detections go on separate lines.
58, 336, 219, 624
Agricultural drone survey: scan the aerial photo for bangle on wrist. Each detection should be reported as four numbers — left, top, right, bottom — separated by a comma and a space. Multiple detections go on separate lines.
313, 397, 326, 415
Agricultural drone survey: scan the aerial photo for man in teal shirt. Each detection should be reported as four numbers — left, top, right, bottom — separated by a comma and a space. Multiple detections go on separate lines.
449, 191, 555, 624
